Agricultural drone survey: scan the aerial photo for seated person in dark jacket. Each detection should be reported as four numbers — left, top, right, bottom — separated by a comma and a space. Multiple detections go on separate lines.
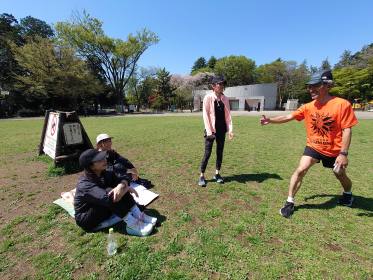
74, 149, 157, 236
96, 133, 139, 180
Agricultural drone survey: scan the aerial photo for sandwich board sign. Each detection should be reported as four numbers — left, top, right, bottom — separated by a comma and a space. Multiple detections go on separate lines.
43, 112, 60, 159
39, 110, 93, 168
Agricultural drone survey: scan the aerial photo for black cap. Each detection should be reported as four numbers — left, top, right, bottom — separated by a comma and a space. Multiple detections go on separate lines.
306, 70, 333, 85
211, 75, 226, 85
79, 149, 107, 169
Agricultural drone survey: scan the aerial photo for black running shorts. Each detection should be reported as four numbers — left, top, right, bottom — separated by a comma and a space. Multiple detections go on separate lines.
303, 146, 337, 168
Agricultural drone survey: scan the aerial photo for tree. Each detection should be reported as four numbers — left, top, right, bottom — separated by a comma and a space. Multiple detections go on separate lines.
349, 43, 373, 68
56, 12, 159, 112
330, 44, 373, 104
256, 59, 286, 83
256, 59, 310, 106
152, 68, 175, 110
331, 62, 373, 102
19, 16, 54, 40
190, 72, 215, 89
287, 60, 310, 103
214, 55, 256, 87
12, 38, 102, 111
191, 56, 217, 75
335, 50, 353, 69
170, 75, 194, 111
0, 14, 55, 93
321, 58, 331, 70
207, 56, 217, 69
191, 57, 206, 74
0, 13, 22, 90
173, 87, 193, 111
310, 65, 318, 73
126, 67, 157, 111
191, 66, 214, 75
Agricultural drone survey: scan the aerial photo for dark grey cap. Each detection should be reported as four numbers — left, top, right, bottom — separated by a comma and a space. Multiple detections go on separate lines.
306, 70, 333, 85
79, 149, 106, 169
211, 75, 227, 85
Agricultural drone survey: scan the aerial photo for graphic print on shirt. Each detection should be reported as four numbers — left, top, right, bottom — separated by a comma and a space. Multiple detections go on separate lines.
310, 112, 335, 138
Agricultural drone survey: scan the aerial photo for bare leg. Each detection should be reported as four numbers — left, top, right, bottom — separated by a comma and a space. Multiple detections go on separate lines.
334, 168, 352, 192
288, 156, 318, 198
280, 156, 318, 218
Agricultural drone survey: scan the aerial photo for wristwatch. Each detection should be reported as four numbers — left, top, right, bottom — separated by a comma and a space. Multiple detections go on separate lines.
339, 151, 348, 156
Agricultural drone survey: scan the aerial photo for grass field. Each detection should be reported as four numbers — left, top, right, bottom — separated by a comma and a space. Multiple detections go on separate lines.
0, 115, 372, 280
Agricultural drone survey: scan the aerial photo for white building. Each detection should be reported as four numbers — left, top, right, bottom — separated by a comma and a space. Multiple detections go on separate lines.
193, 83, 277, 111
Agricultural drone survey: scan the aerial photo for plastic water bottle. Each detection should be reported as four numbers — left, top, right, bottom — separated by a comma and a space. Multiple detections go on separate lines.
107, 228, 117, 256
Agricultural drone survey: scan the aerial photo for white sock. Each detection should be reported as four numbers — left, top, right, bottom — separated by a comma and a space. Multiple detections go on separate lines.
343, 191, 352, 195
215, 170, 220, 175
287, 196, 294, 203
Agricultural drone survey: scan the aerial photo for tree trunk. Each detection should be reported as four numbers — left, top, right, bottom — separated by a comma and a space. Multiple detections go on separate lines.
116, 89, 125, 114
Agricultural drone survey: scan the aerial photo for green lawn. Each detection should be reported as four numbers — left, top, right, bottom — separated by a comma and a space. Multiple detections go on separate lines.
0, 116, 372, 279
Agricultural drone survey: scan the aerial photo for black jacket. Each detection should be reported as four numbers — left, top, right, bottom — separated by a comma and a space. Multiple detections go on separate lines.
74, 170, 129, 225
106, 150, 134, 180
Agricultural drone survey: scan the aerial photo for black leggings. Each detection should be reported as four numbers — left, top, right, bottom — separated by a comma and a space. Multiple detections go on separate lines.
76, 190, 136, 231
200, 132, 226, 173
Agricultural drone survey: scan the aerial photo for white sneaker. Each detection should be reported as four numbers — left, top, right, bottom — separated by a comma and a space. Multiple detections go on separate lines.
124, 213, 154, 237
131, 211, 157, 226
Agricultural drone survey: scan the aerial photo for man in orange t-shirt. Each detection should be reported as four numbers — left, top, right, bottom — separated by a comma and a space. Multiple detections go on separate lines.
261, 70, 358, 218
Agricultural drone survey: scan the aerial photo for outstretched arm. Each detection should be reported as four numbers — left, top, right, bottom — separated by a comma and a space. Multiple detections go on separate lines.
260, 114, 295, 125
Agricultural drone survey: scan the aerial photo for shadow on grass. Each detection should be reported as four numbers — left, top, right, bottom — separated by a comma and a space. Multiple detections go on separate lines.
223, 173, 283, 183
295, 194, 373, 216
145, 208, 167, 227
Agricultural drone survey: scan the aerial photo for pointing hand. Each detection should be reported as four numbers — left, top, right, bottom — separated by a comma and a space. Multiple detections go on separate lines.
260, 115, 270, 125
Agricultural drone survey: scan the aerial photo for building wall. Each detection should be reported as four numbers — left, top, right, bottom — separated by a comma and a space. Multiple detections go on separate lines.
193, 83, 277, 111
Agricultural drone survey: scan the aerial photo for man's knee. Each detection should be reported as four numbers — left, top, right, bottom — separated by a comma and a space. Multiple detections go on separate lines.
294, 166, 309, 178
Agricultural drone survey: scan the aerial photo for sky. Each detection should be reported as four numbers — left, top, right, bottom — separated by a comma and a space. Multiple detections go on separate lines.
2, 0, 373, 75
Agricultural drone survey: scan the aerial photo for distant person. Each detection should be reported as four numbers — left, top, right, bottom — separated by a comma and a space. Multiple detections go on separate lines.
198, 75, 234, 187
261, 70, 358, 218
74, 149, 157, 235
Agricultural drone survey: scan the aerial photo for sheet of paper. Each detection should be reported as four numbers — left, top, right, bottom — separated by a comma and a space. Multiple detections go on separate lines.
130, 182, 159, 206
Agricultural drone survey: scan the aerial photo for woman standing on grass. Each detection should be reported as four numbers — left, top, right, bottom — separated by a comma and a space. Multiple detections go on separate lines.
198, 75, 234, 187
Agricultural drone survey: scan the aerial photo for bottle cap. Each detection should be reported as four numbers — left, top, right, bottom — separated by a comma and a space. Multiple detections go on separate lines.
109, 228, 113, 233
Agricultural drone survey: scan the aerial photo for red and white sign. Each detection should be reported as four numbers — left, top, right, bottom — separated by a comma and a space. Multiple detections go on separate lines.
43, 112, 60, 159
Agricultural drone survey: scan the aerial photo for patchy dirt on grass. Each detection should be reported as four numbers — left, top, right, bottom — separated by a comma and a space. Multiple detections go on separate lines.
325, 243, 342, 252
0, 152, 80, 223
0, 211, 73, 279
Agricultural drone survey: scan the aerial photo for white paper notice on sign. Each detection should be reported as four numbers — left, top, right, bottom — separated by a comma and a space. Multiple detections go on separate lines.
63, 123, 83, 145
43, 112, 60, 159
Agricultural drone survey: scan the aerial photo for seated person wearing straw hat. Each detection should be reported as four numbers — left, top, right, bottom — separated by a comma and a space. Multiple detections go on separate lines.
74, 149, 157, 236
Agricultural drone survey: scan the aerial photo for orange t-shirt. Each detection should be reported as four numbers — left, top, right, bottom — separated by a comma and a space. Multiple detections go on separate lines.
292, 97, 358, 157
